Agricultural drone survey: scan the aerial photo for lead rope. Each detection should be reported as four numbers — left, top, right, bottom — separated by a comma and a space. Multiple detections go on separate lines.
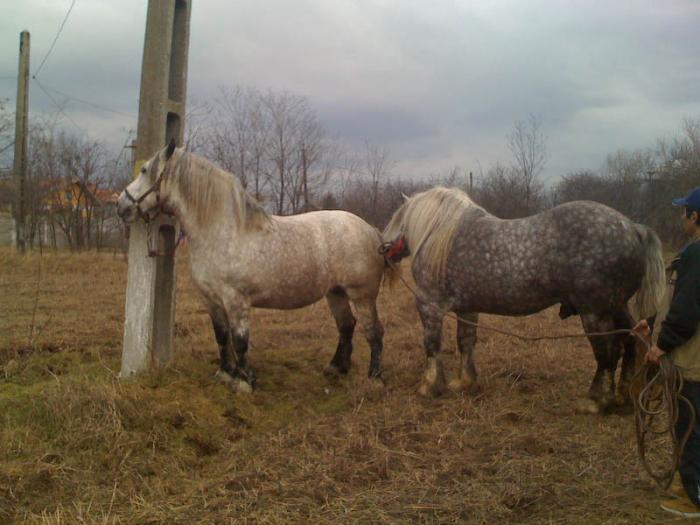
380, 249, 695, 489
631, 358, 695, 488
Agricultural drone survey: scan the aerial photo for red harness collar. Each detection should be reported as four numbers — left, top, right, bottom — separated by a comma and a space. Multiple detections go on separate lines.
385, 236, 406, 260
379, 235, 409, 263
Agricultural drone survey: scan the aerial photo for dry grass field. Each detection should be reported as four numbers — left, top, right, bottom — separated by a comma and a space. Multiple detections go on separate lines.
0, 247, 685, 524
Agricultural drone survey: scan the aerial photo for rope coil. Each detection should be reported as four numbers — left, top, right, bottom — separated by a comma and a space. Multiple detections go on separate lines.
631, 358, 695, 488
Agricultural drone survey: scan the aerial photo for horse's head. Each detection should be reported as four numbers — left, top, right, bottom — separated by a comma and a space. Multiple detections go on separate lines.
116, 138, 177, 223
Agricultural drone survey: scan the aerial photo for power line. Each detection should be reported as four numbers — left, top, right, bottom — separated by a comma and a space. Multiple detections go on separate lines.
34, 0, 78, 78
36, 82, 137, 119
114, 128, 134, 167
32, 76, 87, 137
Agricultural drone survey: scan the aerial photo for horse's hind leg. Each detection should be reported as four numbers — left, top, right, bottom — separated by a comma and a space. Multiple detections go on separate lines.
580, 313, 621, 414
416, 299, 447, 397
346, 291, 384, 379
613, 307, 637, 409
324, 288, 356, 377
448, 312, 480, 394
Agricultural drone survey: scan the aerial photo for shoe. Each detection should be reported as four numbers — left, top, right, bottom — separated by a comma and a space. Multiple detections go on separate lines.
669, 481, 687, 499
660, 497, 700, 518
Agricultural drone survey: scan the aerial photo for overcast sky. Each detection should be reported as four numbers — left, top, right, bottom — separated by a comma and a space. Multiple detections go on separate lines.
1, 0, 699, 182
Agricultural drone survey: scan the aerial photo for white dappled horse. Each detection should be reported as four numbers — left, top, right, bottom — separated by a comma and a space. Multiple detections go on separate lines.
117, 140, 392, 392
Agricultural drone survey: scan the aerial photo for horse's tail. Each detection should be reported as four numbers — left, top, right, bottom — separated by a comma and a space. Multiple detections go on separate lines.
630, 224, 666, 319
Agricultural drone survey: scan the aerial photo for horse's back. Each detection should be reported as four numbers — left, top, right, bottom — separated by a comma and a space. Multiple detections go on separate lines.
272, 210, 385, 292
547, 201, 643, 264
274, 210, 381, 251
443, 200, 646, 315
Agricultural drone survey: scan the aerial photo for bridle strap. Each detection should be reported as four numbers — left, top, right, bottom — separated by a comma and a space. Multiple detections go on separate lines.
123, 172, 166, 222
124, 151, 187, 223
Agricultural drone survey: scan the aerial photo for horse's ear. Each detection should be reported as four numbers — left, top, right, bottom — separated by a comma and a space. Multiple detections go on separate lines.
165, 137, 176, 160
401, 192, 409, 202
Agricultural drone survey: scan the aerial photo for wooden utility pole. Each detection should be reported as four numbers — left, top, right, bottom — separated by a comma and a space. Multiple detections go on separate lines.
13, 31, 29, 254
121, 0, 191, 376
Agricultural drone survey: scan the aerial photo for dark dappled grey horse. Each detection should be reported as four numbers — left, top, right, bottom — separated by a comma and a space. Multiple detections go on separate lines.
383, 186, 665, 413
117, 141, 393, 393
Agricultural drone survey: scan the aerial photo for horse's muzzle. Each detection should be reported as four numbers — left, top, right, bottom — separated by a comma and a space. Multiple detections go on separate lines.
116, 195, 135, 222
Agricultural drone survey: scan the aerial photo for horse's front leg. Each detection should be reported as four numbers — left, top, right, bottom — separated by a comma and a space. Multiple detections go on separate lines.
222, 297, 256, 394
207, 304, 237, 384
416, 299, 446, 397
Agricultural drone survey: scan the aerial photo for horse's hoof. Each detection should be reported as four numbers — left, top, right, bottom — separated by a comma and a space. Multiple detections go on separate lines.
418, 381, 444, 397
367, 375, 385, 390
418, 382, 431, 397
323, 364, 344, 379
355, 375, 386, 400
231, 378, 253, 394
576, 398, 602, 415
215, 369, 234, 384
419, 358, 446, 397
611, 391, 633, 414
448, 377, 481, 394
614, 390, 632, 407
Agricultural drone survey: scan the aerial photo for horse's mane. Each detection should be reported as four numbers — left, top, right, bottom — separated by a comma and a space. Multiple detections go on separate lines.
384, 186, 485, 281
168, 149, 271, 232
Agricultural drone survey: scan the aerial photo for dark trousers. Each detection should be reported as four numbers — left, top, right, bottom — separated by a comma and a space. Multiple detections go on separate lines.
677, 381, 700, 506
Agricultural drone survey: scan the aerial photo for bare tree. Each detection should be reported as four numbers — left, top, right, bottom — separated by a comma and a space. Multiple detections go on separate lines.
208, 87, 254, 187
27, 124, 109, 250
263, 91, 303, 213
288, 107, 329, 212
184, 100, 212, 153
260, 90, 333, 214
247, 94, 270, 201
473, 162, 527, 218
507, 114, 547, 213
364, 141, 392, 223
202, 86, 336, 213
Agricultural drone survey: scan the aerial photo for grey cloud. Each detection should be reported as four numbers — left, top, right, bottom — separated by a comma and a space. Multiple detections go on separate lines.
1, 0, 700, 181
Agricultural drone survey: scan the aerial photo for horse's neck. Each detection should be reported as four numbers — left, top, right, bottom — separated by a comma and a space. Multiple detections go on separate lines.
165, 185, 239, 248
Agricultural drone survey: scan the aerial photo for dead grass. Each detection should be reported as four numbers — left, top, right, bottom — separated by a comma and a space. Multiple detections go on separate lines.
0, 247, 685, 524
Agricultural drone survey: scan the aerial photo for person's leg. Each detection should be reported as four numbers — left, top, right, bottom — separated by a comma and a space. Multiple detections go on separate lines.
677, 381, 700, 506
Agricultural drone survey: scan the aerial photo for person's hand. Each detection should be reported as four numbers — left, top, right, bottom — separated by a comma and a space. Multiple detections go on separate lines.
633, 319, 651, 339
645, 344, 665, 365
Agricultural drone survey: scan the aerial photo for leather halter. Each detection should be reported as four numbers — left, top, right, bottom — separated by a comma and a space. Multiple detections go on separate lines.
122, 169, 166, 223
124, 149, 187, 221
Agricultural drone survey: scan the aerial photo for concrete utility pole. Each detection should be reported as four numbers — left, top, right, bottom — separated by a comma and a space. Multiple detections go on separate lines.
121, 0, 192, 376
13, 31, 30, 254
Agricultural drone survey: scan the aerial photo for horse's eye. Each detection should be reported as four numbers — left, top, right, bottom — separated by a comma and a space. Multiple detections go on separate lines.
141, 166, 147, 174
